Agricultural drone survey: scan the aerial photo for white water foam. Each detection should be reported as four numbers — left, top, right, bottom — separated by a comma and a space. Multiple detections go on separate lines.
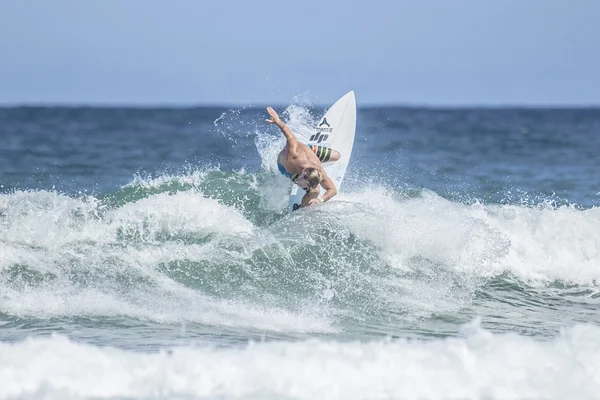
475, 201, 600, 284
108, 190, 254, 242
123, 169, 212, 189
0, 188, 332, 333
2, 321, 599, 400
331, 186, 600, 286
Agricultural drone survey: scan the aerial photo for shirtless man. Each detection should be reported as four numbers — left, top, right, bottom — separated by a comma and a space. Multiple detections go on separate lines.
265, 107, 340, 207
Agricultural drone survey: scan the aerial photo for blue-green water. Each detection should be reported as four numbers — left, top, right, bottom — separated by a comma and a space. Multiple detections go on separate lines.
1, 105, 600, 399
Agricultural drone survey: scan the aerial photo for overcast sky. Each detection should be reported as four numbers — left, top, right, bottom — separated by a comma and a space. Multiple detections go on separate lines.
1, 0, 599, 106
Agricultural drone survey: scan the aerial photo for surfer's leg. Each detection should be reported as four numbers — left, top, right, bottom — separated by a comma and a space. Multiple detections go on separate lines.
328, 149, 341, 162
308, 145, 341, 162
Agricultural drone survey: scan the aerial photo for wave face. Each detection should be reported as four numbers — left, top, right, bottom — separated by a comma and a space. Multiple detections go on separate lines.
2, 170, 599, 340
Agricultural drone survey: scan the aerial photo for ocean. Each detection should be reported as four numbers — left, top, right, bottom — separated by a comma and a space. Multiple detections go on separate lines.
1, 103, 600, 399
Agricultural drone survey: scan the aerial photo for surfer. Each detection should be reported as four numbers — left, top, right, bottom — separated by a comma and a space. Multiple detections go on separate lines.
265, 107, 340, 207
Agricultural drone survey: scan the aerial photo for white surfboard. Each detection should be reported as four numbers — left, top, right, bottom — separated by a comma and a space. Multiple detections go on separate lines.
287, 91, 357, 213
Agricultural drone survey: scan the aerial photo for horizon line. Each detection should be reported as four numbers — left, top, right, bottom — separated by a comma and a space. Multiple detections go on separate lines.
1, 100, 600, 110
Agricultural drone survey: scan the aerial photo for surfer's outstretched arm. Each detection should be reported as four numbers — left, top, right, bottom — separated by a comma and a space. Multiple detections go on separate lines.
265, 107, 299, 154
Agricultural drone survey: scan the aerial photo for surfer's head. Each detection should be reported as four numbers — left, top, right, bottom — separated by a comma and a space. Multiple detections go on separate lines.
296, 168, 322, 190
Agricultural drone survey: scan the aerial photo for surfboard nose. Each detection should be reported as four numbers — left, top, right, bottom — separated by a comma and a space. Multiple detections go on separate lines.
342, 91, 356, 107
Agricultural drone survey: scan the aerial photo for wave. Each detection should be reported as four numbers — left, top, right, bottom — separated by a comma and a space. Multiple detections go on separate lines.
2, 321, 599, 400
1, 169, 599, 332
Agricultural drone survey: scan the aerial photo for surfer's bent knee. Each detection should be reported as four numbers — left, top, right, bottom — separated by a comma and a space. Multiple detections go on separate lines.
308, 145, 340, 162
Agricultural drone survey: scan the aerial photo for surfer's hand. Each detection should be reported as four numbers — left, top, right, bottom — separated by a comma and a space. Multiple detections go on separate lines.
265, 107, 282, 125
308, 198, 322, 206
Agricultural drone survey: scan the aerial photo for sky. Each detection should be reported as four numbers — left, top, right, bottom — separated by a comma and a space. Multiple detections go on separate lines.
1, 0, 599, 106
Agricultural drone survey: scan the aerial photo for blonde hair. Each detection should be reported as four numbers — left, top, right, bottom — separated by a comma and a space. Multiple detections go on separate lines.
303, 168, 322, 190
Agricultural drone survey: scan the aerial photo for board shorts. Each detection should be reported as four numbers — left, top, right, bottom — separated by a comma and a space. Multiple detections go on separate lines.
277, 145, 333, 182
308, 144, 333, 163
277, 161, 298, 181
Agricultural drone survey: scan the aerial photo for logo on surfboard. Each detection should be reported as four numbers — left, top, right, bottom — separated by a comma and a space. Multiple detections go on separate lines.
310, 117, 333, 143
316, 117, 333, 133
310, 131, 329, 143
